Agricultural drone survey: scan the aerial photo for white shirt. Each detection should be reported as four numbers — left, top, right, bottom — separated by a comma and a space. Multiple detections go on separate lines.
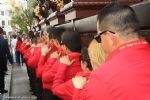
11, 38, 17, 49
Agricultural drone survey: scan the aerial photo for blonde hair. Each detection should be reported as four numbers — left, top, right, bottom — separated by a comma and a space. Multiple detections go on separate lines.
88, 39, 106, 70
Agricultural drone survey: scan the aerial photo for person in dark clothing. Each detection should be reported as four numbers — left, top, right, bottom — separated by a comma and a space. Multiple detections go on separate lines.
0, 27, 13, 94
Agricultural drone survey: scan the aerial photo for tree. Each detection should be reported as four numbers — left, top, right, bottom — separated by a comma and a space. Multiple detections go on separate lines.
11, 0, 36, 33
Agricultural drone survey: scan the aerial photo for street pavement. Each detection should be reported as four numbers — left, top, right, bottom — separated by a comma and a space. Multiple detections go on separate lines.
0, 64, 36, 100
0, 65, 12, 100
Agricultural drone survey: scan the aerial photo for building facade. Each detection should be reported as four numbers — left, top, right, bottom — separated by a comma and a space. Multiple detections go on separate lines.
0, 0, 12, 34
0, 0, 27, 35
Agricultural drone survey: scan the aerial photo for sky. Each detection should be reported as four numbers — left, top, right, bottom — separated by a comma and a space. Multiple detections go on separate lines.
0, 0, 27, 7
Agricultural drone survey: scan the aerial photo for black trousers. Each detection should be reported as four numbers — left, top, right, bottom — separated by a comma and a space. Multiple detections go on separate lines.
0, 59, 7, 91
25, 61, 36, 94
21, 53, 24, 66
43, 89, 61, 100
16, 51, 21, 65
0, 71, 5, 91
35, 78, 43, 100
25, 61, 32, 89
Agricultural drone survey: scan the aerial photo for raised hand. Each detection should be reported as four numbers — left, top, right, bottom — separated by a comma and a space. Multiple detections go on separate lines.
72, 76, 87, 89
50, 51, 61, 59
41, 45, 51, 56
26, 42, 30, 45
60, 55, 75, 66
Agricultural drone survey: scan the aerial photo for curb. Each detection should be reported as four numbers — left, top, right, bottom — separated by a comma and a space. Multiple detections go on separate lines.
2, 65, 13, 100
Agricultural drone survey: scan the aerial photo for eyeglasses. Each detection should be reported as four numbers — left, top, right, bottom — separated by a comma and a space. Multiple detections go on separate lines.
94, 31, 115, 43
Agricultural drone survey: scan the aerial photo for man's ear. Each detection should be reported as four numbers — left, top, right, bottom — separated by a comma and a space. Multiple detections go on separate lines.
83, 61, 88, 66
108, 31, 118, 46
82, 61, 88, 70
63, 44, 68, 51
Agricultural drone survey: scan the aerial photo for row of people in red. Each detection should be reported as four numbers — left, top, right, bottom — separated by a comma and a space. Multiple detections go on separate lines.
18, 26, 106, 100
70, 3, 150, 100
19, 2, 150, 100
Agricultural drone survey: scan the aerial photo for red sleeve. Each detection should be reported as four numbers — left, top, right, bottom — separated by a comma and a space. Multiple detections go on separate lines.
72, 74, 112, 100
20, 43, 25, 53
27, 47, 41, 69
16, 41, 22, 51
23, 48, 31, 61
38, 56, 46, 67
22, 45, 30, 55
36, 44, 58, 78
36, 56, 46, 78
43, 58, 57, 72
52, 63, 74, 99
37, 45, 57, 72
42, 60, 60, 83
72, 88, 83, 100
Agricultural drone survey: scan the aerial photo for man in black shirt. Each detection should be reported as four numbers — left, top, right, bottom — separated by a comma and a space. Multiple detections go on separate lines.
0, 27, 13, 94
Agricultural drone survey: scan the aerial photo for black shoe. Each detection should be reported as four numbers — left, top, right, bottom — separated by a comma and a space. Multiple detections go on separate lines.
0, 89, 8, 94
5, 73, 8, 75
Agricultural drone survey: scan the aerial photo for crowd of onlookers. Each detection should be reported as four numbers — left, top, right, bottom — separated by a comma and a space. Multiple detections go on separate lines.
1, 2, 150, 100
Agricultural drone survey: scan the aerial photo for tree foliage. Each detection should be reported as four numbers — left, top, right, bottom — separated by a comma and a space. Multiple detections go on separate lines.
11, 0, 36, 33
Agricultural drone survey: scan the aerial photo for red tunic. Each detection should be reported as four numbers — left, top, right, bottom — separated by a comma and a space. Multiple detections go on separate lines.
16, 41, 22, 51
52, 64, 91, 100
42, 49, 65, 90
27, 46, 41, 69
42, 52, 81, 91
75, 40, 150, 100
36, 43, 57, 78
22, 44, 30, 55
19, 42, 26, 54
23, 47, 33, 61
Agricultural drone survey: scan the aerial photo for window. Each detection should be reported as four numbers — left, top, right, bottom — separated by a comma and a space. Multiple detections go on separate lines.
1, 11, 4, 16
2, 20, 5, 27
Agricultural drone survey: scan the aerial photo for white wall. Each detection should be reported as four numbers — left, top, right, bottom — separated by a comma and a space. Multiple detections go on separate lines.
0, 1, 12, 35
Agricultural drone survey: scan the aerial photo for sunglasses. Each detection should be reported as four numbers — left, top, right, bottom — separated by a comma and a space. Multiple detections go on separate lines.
94, 31, 115, 43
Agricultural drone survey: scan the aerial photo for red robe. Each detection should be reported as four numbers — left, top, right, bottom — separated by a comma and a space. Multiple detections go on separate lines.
36, 43, 57, 78
16, 41, 22, 51
53, 65, 91, 100
42, 52, 81, 92
74, 40, 150, 100
27, 46, 41, 69
42, 49, 65, 90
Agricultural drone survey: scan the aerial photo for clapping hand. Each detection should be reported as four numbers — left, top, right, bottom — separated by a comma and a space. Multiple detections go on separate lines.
41, 45, 51, 56
50, 51, 61, 59
60, 56, 75, 66
26, 42, 30, 45
72, 76, 87, 89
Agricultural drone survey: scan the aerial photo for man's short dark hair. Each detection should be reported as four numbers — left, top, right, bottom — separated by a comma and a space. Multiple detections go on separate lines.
47, 26, 65, 42
35, 32, 40, 38
0, 27, 3, 34
28, 31, 35, 39
61, 30, 81, 52
97, 3, 140, 36
13, 35, 17, 39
